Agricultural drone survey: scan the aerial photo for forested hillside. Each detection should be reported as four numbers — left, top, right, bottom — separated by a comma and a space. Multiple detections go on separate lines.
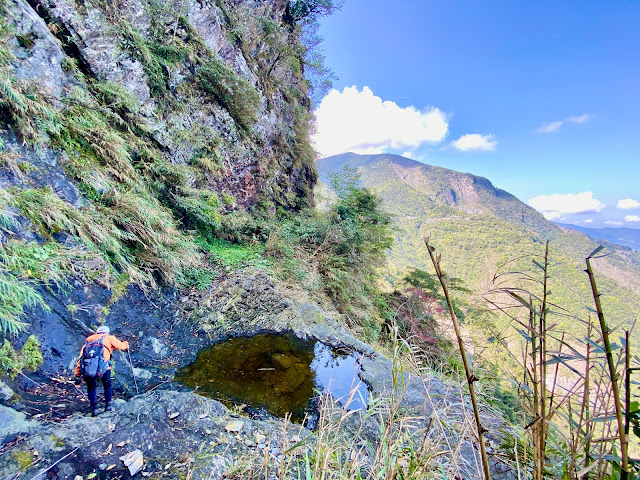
317, 152, 640, 342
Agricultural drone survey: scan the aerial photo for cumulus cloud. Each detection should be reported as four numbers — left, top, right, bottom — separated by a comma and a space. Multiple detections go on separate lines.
583, 219, 594, 224
625, 215, 640, 223
537, 113, 594, 133
528, 192, 605, 218
617, 198, 640, 210
450, 133, 498, 152
312, 86, 449, 158
605, 220, 624, 226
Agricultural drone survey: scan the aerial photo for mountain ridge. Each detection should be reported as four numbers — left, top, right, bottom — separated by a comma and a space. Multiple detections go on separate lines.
317, 152, 640, 332
319, 152, 560, 239
556, 223, 640, 251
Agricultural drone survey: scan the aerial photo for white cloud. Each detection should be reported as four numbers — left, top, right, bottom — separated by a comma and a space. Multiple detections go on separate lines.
617, 198, 640, 210
312, 86, 449, 158
450, 133, 498, 152
605, 220, 624, 226
528, 191, 605, 215
567, 114, 594, 124
543, 211, 562, 220
625, 215, 640, 223
537, 121, 564, 133
536, 113, 593, 133
583, 219, 594, 224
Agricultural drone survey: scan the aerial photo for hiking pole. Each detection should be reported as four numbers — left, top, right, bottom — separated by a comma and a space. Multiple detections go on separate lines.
127, 348, 140, 395
72, 380, 88, 400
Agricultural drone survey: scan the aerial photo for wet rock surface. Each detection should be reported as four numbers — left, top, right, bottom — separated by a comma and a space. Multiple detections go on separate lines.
0, 390, 311, 480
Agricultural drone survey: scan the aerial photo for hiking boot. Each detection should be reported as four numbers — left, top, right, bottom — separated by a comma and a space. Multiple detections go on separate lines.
91, 407, 100, 417
104, 404, 113, 412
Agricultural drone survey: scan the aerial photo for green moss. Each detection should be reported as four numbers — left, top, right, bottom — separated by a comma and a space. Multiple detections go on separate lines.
179, 266, 218, 291
20, 336, 42, 371
77, 182, 101, 202
11, 448, 35, 470
17, 161, 36, 174
49, 434, 66, 449
149, 41, 190, 65
192, 155, 221, 177
198, 237, 269, 269
92, 80, 140, 114
108, 272, 130, 305
60, 57, 78, 72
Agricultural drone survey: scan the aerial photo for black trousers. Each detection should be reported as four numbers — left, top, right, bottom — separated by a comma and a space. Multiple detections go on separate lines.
85, 369, 112, 408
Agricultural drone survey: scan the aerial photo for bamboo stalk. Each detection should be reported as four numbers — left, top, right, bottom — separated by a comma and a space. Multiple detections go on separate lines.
624, 330, 630, 473
585, 251, 628, 477
539, 241, 549, 480
583, 319, 593, 479
424, 238, 491, 480
530, 299, 543, 480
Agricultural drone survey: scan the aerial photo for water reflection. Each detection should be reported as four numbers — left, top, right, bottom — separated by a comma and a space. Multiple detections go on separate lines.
175, 333, 369, 422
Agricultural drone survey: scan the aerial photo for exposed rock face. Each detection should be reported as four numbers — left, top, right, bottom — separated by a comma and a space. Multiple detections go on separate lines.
2, 0, 315, 212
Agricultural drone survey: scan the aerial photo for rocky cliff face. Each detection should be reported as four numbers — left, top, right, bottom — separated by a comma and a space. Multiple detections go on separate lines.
1, 0, 315, 214
0, 0, 319, 306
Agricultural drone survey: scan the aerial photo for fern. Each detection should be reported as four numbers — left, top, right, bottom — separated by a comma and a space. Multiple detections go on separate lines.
0, 271, 47, 336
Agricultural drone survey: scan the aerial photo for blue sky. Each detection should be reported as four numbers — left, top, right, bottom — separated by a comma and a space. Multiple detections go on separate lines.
312, 0, 640, 228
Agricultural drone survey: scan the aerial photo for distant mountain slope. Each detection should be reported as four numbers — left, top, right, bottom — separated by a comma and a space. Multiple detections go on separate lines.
556, 224, 640, 251
318, 152, 557, 238
317, 153, 640, 338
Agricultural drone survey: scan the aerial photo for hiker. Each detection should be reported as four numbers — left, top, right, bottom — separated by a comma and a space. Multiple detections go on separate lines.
74, 326, 130, 416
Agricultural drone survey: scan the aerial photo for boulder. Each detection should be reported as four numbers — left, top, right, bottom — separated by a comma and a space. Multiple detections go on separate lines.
0, 404, 33, 443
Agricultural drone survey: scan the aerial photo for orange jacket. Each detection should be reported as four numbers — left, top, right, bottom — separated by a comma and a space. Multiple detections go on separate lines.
75, 333, 130, 376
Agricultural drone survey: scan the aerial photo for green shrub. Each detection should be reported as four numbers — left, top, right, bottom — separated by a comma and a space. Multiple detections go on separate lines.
0, 335, 42, 378
171, 187, 223, 239
221, 193, 235, 206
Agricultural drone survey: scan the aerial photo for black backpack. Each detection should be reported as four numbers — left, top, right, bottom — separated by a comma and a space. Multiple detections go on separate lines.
80, 334, 110, 378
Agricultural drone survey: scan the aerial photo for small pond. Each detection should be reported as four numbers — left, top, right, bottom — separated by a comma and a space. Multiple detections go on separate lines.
175, 333, 369, 422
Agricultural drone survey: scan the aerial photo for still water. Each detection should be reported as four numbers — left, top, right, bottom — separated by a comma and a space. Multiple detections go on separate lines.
175, 333, 369, 422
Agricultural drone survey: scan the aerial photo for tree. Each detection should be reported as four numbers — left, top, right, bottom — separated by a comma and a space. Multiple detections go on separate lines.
284, 0, 344, 26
